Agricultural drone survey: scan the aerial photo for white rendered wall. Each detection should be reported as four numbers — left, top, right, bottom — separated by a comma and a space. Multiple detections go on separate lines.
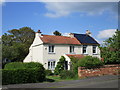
23, 33, 44, 64
43, 45, 70, 69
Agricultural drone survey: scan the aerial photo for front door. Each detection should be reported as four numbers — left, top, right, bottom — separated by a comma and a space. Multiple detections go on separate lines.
64, 61, 68, 70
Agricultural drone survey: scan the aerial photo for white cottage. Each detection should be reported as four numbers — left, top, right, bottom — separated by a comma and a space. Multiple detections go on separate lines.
24, 30, 100, 71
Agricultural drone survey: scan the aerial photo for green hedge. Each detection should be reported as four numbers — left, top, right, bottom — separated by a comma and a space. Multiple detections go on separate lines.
3, 62, 46, 85
2, 68, 45, 85
4, 62, 44, 70
78, 56, 104, 69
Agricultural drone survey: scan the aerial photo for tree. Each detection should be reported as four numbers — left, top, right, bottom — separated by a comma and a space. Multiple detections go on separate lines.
54, 56, 66, 75
53, 30, 62, 36
100, 29, 120, 64
2, 27, 35, 64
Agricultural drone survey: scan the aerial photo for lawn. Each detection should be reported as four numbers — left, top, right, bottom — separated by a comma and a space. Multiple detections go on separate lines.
45, 75, 81, 82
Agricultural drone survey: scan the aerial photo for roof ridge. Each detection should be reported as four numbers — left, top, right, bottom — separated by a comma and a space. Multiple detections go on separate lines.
42, 34, 73, 38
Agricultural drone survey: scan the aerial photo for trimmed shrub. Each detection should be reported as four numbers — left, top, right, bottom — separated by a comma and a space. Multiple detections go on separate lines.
3, 62, 46, 85
60, 70, 76, 79
45, 70, 53, 76
4, 62, 24, 69
4, 62, 44, 70
2, 68, 45, 85
78, 56, 104, 69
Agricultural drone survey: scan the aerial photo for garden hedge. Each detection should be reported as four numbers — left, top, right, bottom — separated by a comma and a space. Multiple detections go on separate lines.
3, 62, 46, 85
78, 56, 104, 69
4, 62, 44, 70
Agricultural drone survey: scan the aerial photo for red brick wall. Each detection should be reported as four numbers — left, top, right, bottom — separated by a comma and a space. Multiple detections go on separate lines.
78, 64, 120, 78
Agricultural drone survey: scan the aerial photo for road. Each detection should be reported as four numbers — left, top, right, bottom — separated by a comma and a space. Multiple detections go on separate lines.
2, 75, 119, 89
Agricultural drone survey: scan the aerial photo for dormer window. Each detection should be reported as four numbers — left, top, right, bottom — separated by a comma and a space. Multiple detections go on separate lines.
49, 45, 54, 53
70, 46, 74, 53
83, 45, 87, 54
93, 45, 97, 54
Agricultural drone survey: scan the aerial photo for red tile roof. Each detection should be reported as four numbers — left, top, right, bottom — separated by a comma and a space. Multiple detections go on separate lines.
66, 54, 84, 59
40, 35, 81, 45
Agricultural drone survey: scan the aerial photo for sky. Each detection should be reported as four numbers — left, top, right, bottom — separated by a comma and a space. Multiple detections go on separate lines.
1, 1, 118, 44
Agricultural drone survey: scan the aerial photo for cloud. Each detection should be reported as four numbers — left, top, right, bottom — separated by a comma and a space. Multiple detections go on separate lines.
97, 29, 116, 39
0, 0, 5, 5
43, 2, 118, 18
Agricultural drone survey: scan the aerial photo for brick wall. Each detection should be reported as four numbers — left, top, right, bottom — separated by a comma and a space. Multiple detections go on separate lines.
78, 64, 120, 78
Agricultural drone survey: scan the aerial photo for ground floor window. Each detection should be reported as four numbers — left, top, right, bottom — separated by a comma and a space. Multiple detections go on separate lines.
48, 61, 56, 70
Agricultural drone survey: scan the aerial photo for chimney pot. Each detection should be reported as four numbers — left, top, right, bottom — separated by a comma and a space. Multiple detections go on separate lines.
37, 30, 41, 33
68, 33, 74, 38
86, 30, 91, 36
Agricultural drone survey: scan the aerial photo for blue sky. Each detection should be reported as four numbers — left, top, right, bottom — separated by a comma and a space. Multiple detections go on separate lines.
2, 2, 118, 43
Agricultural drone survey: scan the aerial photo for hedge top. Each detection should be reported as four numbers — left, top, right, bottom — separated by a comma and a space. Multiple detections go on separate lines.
4, 62, 44, 70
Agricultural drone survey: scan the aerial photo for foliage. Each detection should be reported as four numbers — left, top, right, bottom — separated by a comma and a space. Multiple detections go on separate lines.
3, 62, 46, 85
2, 68, 45, 85
70, 57, 81, 74
4, 62, 45, 70
100, 30, 120, 64
59, 70, 76, 79
53, 30, 62, 36
2, 27, 35, 64
45, 70, 53, 76
54, 56, 66, 75
78, 56, 103, 69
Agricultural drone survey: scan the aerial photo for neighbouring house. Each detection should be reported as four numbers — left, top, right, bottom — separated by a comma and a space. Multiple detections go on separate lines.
24, 30, 100, 71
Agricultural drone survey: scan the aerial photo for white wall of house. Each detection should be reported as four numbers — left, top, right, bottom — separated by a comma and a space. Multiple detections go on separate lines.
43, 44, 70, 70
83, 45, 101, 58
42, 44, 100, 70
24, 33, 44, 64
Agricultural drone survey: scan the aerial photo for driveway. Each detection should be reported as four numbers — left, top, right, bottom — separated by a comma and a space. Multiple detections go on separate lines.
2, 75, 119, 89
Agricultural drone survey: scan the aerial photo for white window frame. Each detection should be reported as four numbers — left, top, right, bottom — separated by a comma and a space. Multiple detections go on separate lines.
93, 45, 97, 54
83, 45, 87, 54
70, 46, 74, 53
48, 45, 55, 53
48, 60, 56, 70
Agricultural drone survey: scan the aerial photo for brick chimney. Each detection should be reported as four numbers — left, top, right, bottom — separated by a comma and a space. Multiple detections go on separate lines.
86, 30, 91, 36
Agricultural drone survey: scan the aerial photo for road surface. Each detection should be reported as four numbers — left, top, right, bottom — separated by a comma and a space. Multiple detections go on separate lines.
2, 75, 119, 89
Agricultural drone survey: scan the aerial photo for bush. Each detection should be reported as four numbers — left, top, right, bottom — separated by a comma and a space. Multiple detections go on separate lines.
3, 62, 46, 85
54, 56, 66, 75
59, 70, 76, 79
78, 56, 104, 69
2, 68, 45, 85
70, 57, 81, 74
4, 62, 24, 69
45, 70, 53, 76
4, 62, 44, 70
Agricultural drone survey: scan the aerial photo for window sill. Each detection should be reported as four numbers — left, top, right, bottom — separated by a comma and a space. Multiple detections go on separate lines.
70, 52, 75, 54
93, 53, 98, 55
83, 53, 88, 55
48, 52, 56, 54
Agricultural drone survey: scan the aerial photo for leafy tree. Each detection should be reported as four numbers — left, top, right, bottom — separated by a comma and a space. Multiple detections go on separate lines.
100, 29, 120, 64
53, 30, 62, 36
2, 27, 35, 65
54, 56, 66, 75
